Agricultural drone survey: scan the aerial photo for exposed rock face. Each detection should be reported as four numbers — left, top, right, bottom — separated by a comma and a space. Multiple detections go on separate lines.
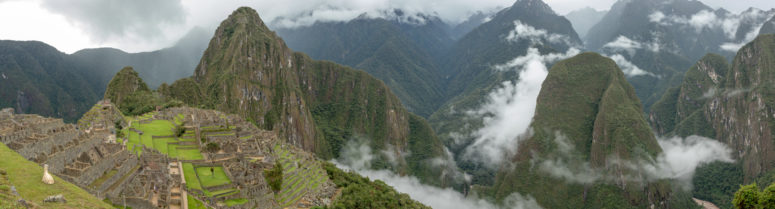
491, 53, 672, 208
165, 7, 447, 183
650, 34, 775, 180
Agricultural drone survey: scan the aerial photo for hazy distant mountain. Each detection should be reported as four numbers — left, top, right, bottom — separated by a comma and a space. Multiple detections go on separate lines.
0, 28, 210, 122
584, 0, 775, 110
275, 12, 453, 117
448, 10, 500, 40
761, 16, 775, 35
564, 7, 607, 39
72, 27, 210, 89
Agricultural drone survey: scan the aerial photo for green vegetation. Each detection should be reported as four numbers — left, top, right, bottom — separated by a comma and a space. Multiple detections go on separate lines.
196, 167, 231, 188
273, 144, 327, 207
319, 162, 430, 209
89, 169, 118, 189
222, 198, 248, 206
693, 162, 744, 209
104, 66, 183, 116
733, 183, 763, 209
187, 194, 209, 209
489, 53, 678, 208
264, 163, 283, 193
0, 143, 112, 208
123, 114, 203, 160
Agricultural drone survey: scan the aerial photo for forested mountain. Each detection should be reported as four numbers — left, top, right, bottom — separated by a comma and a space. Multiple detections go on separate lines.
0, 41, 101, 122
487, 52, 696, 208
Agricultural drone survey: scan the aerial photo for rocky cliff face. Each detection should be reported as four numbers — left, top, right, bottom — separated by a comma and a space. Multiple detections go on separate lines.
650, 34, 775, 180
164, 7, 447, 184
491, 53, 675, 208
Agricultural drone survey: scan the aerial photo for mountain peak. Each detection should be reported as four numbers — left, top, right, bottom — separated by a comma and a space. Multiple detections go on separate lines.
512, 0, 555, 15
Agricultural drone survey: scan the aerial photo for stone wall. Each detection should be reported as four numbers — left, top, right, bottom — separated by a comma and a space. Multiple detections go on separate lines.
75, 149, 131, 186
98, 154, 139, 193
45, 133, 105, 174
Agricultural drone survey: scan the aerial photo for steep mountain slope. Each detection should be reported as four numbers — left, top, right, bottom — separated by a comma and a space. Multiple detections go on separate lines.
649, 34, 775, 181
163, 7, 449, 185
275, 13, 452, 117
0, 41, 101, 122
564, 7, 607, 39
649, 53, 729, 137
489, 53, 688, 208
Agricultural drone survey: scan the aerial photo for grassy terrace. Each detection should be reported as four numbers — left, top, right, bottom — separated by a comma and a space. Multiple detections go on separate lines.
123, 112, 202, 160
274, 144, 327, 207
0, 143, 112, 208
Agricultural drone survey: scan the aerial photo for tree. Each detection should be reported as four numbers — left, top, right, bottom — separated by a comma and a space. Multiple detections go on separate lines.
733, 183, 759, 209
264, 163, 283, 193
760, 183, 775, 209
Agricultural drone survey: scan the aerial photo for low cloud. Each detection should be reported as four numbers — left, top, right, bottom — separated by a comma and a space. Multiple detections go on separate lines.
602, 36, 660, 55
505, 21, 573, 45
608, 54, 654, 77
464, 47, 580, 168
334, 140, 542, 209
534, 135, 733, 190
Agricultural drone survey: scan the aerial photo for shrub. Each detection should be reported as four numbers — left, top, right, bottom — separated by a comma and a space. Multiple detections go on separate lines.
264, 163, 283, 193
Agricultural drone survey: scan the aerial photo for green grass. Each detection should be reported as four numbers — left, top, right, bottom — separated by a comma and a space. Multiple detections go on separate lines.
0, 143, 112, 208
223, 198, 248, 206
196, 167, 231, 187
183, 163, 202, 191
187, 194, 209, 209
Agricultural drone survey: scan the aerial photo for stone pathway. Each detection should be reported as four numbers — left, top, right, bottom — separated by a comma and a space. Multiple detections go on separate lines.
693, 198, 720, 209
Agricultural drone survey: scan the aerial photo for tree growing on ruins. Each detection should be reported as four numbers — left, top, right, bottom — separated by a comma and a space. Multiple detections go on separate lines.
264, 163, 283, 193
205, 142, 220, 153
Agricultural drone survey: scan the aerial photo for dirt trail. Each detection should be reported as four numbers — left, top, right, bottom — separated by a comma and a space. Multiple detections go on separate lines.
692, 198, 720, 209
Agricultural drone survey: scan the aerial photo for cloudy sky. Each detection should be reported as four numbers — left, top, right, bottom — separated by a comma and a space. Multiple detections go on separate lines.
0, 0, 772, 53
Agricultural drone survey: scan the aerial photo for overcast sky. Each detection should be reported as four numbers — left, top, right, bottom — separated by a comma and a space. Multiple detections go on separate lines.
0, 0, 772, 53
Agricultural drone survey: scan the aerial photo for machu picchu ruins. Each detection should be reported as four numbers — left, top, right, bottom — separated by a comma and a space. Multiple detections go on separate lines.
0, 101, 338, 209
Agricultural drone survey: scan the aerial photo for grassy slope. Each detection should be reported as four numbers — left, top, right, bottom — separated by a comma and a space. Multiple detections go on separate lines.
0, 143, 111, 208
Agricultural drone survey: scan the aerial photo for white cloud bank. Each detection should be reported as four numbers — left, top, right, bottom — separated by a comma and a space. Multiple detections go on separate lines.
536, 135, 733, 190
334, 140, 542, 209
506, 21, 574, 45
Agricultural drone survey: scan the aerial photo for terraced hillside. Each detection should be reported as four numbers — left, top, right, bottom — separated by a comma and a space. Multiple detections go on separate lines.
273, 144, 328, 207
